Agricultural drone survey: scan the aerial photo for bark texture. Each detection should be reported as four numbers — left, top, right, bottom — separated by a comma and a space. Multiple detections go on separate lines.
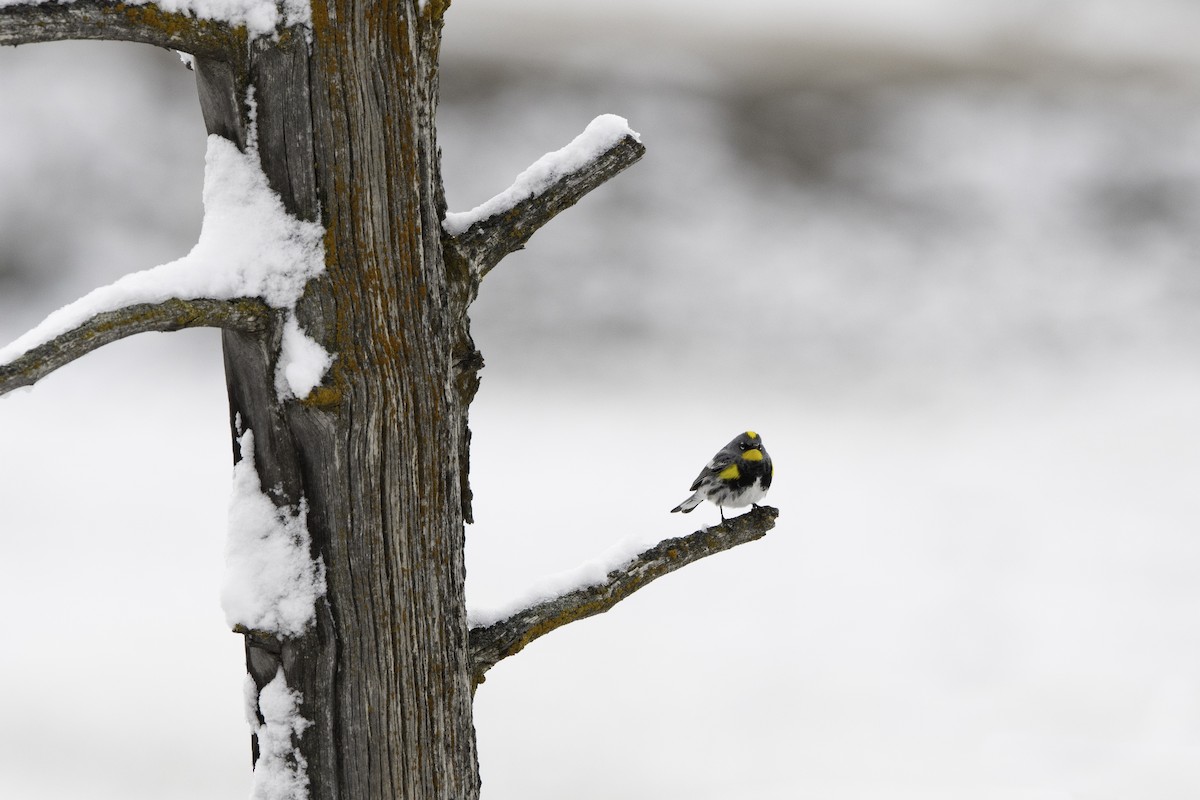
194, 4, 480, 799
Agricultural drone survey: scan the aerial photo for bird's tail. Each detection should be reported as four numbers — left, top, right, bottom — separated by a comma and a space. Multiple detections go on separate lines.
670, 492, 703, 513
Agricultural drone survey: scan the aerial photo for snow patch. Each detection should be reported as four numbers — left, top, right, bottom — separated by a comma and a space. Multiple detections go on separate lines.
0, 135, 331, 400
248, 669, 312, 800
223, 429, 326, 636
280, 0, 312, 28
466, 532, 659, 629
442, 114, 640, 235
277, 316, 334, 400
193, 136, 325, 310
245, 86, 259, 152
243, 673, 262, 728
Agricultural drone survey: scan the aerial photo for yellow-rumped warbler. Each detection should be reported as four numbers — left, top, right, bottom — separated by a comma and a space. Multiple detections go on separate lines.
671, 430, 773, 520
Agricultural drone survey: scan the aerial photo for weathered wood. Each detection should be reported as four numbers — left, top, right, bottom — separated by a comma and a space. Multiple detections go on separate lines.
194, 55, 249, 150
0, 297, 270, 395
192, 36, 332, 795
0, 1, 243, 60
196, 3, 480, 798
299, 1, 480, 794
250, 31, 319, 222
468, 505, 780, 687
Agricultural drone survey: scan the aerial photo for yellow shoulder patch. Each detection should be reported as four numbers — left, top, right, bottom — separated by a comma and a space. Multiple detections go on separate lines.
745, 430, 758, 439
742, 448, 763, 462
718, 463, 741, 481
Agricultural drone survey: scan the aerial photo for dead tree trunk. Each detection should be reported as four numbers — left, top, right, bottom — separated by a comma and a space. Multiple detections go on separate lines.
194, 7, 481, 798
0, 3, 778, 798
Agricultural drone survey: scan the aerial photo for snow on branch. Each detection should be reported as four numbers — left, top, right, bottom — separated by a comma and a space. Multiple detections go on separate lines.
0, 0, 245, 58
0, 297, 269, 395
0, 135, 330, 400
443, 114, 646, 278
467, 505, 779, 686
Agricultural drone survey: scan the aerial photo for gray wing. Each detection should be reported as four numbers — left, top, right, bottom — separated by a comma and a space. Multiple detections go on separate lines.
689, 448, 735, 490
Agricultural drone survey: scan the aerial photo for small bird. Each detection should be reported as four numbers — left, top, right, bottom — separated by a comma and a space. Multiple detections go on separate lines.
671, 430, 773, 520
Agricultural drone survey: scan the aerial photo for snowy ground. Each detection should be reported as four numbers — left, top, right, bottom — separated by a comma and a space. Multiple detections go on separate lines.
3, 4, 1200, 798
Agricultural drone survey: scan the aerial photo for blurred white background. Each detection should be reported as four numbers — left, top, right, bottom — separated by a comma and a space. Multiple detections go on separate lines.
2, 1, 1200, 798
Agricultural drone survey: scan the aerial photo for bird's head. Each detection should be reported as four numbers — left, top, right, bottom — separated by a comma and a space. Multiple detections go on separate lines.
730, 430, 766, 459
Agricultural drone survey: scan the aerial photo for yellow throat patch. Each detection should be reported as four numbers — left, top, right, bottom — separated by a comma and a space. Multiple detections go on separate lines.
742, 448, 764, 462
718, 463, 741, 481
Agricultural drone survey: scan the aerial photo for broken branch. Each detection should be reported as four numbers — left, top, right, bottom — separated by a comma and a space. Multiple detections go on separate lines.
0, 1, 244, 60
444, 118, 646, 278
0, 296, 271, 395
